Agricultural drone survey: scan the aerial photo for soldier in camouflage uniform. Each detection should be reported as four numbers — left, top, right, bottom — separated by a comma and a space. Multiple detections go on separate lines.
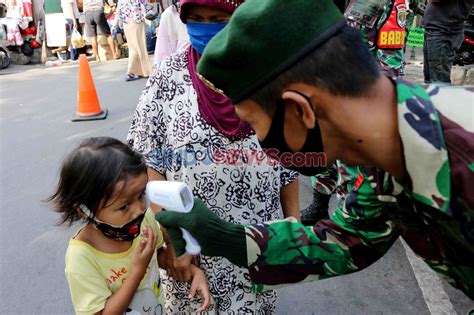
157, 0, 474, 300
305, 0, 413, 225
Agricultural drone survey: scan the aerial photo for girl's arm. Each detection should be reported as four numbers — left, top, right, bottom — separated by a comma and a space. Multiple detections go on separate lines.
96, 225, 158, 315
148, 167, 194, 281
280, 179, 301, 220
189, 265, 211, 313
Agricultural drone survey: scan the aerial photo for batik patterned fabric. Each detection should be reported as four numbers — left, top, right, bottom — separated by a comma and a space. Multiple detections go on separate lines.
117, 0, 147, 24
127, 48, 298, 314
244, 79, 474, 299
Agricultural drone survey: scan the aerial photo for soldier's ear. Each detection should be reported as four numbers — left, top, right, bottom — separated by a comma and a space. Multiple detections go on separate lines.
282, 90, 316, 130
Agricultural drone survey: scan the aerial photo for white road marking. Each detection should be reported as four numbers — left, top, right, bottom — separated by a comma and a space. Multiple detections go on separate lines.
401, 239, 456, 315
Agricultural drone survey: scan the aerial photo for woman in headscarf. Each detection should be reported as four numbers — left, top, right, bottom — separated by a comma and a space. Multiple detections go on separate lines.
127, 0, 300, 313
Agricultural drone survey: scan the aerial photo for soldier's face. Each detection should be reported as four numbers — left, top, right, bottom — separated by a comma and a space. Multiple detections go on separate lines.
235, 93, 327, 176
235, 92, 317, 151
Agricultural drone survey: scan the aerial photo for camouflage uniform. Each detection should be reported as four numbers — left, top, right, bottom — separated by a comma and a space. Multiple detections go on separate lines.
334, 0, 410, 209
245, 79, 474, 299
345, 0, 409, 75
310, 0, 412, 216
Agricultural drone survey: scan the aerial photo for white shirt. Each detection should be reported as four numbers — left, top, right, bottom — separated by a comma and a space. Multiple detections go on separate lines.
153, 5, 189, 66
61, 0, 80, 19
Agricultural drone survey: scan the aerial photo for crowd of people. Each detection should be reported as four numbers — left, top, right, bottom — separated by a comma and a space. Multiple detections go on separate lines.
61, 0, 189, 81
49, 0, 473, 314
60, 0, 151, 80
59, 0, 472, 79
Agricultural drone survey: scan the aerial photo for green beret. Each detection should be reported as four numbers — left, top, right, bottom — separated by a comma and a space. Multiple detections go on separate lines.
197, 0, 346, 104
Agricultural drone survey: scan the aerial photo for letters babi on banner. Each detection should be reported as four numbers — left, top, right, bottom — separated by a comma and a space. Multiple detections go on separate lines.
377, 0, 408, 49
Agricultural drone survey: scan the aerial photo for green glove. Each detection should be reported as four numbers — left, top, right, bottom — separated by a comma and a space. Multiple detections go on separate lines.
156, 198, 248, 267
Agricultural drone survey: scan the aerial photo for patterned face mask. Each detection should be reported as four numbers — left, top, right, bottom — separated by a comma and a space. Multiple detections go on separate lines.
80, 204, 146, 241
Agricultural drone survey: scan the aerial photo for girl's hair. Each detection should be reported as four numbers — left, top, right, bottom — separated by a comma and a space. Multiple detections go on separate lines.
48, 137, 147, 226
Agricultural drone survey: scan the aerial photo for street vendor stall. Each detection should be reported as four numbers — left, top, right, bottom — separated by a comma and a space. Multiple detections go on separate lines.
0, 0, 43, 64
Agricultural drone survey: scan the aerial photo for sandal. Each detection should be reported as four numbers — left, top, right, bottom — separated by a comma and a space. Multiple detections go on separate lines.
125, 74, 139, 82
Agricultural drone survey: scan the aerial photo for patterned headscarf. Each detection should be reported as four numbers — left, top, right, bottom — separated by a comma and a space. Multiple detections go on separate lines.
179, 0, 244, 22
181, 0, 252, 140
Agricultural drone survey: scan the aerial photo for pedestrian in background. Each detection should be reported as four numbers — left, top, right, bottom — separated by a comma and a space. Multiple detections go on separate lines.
422, 0, 473, 83
61, 0, 80, 60
153, 0, 189, 66
83, 0, 119, 61
115, 0, 152, 81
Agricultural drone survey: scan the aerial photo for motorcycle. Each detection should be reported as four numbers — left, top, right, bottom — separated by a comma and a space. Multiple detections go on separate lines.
0, 45, 11, 69
454, 10, 474, 66
0, 3, 10, 70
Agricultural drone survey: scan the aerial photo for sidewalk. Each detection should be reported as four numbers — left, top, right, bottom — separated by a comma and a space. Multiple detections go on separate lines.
404, 46, 474, 85
0, 55, 100, 76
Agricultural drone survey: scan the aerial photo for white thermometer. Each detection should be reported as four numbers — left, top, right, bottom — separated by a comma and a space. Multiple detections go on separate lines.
146, 181, 201, 255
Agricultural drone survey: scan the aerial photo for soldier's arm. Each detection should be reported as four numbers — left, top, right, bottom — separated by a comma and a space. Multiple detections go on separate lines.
247, 168, 400, 292
157, 170, 401, 292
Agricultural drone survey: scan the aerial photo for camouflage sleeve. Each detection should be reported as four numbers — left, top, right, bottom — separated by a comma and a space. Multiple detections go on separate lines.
333, 161, 360, 210
312, 162, 338, 195
375, 48, 404, 73
245, 168, 401, 292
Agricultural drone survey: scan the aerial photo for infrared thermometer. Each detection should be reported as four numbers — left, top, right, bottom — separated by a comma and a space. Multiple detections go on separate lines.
146, 181, 201, 255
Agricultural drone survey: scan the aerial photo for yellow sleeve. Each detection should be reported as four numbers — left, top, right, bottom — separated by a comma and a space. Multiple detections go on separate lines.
144, 208, 164, 250
65, 245, 111, 315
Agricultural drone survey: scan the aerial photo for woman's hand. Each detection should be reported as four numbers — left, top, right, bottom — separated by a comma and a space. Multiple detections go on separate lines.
132, 224, 157, 278
189, 265, 211, 313
160, 226, 194, 281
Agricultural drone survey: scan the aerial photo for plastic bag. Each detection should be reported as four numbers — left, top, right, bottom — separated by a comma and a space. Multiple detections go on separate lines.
71, 29, 85, 49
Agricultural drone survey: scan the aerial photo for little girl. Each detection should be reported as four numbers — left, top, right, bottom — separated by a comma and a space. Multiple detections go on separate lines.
48, 137, 210, 314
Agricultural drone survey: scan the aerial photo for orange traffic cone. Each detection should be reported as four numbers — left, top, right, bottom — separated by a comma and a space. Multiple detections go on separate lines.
71, 54, 108, 122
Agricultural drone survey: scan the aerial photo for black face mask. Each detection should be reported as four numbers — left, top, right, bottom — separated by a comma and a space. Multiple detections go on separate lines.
259, 91, 327, 176
80, 204, 146, 241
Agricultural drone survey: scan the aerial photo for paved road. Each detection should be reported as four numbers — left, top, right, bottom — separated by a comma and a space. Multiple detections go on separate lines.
0, 58, 472, 314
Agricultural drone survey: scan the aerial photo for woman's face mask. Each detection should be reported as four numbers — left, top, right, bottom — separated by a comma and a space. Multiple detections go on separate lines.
186, 22, 228, 54
80, 204, 146, 241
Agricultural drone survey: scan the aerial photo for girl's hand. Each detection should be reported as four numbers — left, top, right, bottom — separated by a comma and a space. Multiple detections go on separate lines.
188, 265, 211, 313
132, 224, 157, 278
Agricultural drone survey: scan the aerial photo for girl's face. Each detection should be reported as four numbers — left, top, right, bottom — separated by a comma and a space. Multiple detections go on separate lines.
185, 4, 231, 23
95, 172, 148, 226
